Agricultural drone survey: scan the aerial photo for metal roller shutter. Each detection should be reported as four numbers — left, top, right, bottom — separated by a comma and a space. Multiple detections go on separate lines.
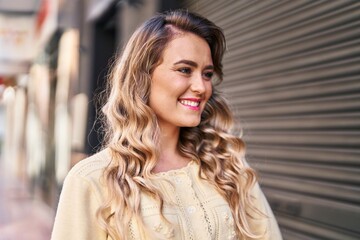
186, 1, 360, 239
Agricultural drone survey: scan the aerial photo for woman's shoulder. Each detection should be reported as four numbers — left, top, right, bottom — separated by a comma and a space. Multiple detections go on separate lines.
67, 148, 112, 181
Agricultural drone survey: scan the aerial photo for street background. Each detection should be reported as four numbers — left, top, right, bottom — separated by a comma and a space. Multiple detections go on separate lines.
0, 0, 359, 239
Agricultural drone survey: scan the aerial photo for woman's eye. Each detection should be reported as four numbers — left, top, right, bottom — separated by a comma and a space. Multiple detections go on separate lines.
203, 71, 214, 80
178, 68, 192, 74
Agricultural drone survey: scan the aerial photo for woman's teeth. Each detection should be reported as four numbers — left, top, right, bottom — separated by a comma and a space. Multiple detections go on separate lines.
179, 100, 200, 107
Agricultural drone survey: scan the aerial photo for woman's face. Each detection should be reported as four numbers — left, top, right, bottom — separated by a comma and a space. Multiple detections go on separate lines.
149, 31, 214, 130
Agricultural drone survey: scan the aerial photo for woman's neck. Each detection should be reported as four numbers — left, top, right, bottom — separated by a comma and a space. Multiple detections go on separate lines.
153, 126, 190, 173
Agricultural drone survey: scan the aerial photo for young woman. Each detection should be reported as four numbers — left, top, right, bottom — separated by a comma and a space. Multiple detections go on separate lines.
51, 9, 282, 240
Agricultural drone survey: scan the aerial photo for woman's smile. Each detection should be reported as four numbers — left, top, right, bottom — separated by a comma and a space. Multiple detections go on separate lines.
178, 98, 201, 110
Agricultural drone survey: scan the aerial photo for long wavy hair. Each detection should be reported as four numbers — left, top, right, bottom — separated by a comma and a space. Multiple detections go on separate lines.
98, 9, 264, 239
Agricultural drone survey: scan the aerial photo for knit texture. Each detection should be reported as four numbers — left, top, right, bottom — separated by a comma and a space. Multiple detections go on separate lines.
51, 148, 282, 240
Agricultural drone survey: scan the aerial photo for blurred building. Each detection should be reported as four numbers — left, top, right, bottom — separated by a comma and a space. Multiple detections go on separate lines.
0, 0, 183, 208
0, 0, 58, 202
0, 0, 359, 239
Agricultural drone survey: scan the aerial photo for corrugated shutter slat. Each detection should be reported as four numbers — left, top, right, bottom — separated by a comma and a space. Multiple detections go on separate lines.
187, 0, 360, 239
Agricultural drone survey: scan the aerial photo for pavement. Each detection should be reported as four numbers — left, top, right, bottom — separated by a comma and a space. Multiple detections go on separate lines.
0, 171, 54, 240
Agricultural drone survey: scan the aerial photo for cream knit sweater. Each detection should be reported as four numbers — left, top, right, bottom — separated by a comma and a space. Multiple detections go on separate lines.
51, 149, 282, 240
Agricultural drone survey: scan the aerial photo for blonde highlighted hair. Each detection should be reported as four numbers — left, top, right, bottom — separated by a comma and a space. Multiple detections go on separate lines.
98, 9, 264, 239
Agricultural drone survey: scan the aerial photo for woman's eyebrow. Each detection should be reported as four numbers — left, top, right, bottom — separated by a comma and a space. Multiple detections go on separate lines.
174, 59, 214, 70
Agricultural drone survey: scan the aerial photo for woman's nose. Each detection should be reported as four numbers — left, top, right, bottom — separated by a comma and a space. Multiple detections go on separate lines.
190, 74, 206, 94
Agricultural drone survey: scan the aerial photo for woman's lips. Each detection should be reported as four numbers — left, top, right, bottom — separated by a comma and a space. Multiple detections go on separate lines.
179, 98, 201, 110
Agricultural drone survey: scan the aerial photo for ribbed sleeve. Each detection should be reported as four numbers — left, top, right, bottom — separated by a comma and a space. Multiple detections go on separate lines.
51, 150, 110, 240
